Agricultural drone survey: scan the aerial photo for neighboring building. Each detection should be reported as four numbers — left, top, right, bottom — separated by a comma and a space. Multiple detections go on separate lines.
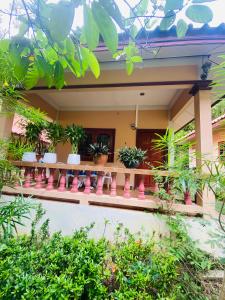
185, 114, 225, 168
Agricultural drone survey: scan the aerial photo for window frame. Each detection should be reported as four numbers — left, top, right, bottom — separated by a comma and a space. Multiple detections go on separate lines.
78, 128, 116, 162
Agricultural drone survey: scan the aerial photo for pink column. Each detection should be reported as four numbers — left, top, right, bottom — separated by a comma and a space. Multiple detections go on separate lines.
96, 172, 103, 195
46, 168, 55, 190
42, 168, 46, 182
23, 167, 31, 188
35, 168, 43, 189
14, 167, 21, 187
110, 172, 117, 196
184, 191, 192, 205
138, 175, 145, 200
123, 173, 131, 198
58, 169, 66, 192
84, 171, 91, 194
71, 171, 78, 193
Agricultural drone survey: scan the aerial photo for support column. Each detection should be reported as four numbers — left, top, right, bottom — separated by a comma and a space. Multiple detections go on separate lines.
194, 90, 215, 211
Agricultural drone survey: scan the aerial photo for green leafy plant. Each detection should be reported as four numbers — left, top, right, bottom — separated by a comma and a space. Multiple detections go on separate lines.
118, 146, 147, 168
65, 124, 86, 154
7, 137, 34, 160
88, 143, 109, 157
0, 195, 35, 239
0, 216, 221, 299
45, 122, 65, 152
0, 160, 19, 192
25, 122, 45, 154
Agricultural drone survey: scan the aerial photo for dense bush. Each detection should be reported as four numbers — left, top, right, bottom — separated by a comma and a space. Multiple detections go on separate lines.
0, 217, 221, 300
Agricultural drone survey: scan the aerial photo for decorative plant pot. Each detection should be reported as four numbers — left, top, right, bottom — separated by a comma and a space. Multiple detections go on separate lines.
43, 153, 57, 164
184, 191, 192, 205
123, 161, 140, 169
94, 154, 108, 166
67, 154, 80, 165
22, 152, 37, 162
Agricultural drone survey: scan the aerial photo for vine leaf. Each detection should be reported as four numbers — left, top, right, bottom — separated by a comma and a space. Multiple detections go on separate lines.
83, 4, 99, 51
160, 11, 176, 30
92, 2, 118, 53
54, 62, 65, 89
99, 0, 124, 29
176, 19, 188, 38
46, 1, 75, 42
81, 48, 100, 78
165, 0, 183, 13
24, 64, 39, 90
186, 5, 213, 23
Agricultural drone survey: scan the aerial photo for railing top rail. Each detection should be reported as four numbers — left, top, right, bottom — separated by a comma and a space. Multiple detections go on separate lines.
11, 161, 178, 177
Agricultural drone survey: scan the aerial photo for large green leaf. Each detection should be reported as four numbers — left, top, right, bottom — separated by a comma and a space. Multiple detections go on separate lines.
186, 5, 213, 23
176, 19, 188, 38
160, 11, 176, 31
83, 5, 99, 51
165, 0, 183, 13
46, 1, 75, 42
92, 2, 118, 53
54, 62, 65, 89
24, 64, 39, 90
81, 48, 100, 78
99, 0, 124, 29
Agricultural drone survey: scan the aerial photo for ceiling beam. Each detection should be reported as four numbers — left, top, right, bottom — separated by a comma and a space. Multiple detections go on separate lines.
20, 80, 212, 91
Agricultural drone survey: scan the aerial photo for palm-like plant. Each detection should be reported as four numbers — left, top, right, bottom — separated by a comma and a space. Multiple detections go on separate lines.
25, 122, 45, 153
65, 124, 85, 154
88, 143, 109, 157
46, 122, 64, 152
8, 137, 34, 160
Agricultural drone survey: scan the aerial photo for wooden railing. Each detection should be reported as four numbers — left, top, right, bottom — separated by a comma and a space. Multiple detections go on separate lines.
12, 161, 176, 201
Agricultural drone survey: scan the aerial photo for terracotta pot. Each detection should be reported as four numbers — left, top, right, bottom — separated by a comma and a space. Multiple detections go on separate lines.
184, 191, 192, 205
94, 154, 108, 165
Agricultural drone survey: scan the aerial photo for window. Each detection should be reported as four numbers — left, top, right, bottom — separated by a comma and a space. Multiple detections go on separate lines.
79, 128, 115, 162
219, 141, 225, 162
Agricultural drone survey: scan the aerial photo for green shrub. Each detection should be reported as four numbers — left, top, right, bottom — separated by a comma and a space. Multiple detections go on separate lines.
0, 217, 221, 299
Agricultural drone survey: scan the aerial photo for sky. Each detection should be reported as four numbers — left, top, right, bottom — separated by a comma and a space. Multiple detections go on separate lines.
0, 0, 225, 36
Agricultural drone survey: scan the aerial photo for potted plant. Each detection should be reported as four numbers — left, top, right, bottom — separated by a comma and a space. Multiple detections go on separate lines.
118, 146, 147, 168
89, 143, 109, 165
44, 122, 64, 163
65, 124, 85, 165
8, 137, 34, 161
23, 122, 45, 162
173, 168, 200, 205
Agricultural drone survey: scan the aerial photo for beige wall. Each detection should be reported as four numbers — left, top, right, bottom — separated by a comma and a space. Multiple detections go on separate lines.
57, 110, 168, 162
25, 93, 58, 120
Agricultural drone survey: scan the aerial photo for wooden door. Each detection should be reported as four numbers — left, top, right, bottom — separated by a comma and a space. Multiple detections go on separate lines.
135, 129, 166, 189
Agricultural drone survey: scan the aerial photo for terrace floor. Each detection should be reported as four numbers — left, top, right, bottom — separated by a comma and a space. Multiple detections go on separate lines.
3, 185, 204, 217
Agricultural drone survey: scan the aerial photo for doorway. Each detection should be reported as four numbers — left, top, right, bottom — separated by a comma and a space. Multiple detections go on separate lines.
135, 129, 166, 189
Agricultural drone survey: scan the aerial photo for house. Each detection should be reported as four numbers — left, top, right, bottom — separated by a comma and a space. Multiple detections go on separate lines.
1, 24, 225, 216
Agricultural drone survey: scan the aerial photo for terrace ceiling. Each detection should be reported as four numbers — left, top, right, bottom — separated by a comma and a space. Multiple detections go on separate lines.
35, 86, 184, 111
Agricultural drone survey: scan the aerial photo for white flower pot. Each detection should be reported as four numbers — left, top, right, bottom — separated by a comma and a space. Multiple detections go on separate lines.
22, 152, 37, 162
67, 154, 80, 165
43, 153, 57, 164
